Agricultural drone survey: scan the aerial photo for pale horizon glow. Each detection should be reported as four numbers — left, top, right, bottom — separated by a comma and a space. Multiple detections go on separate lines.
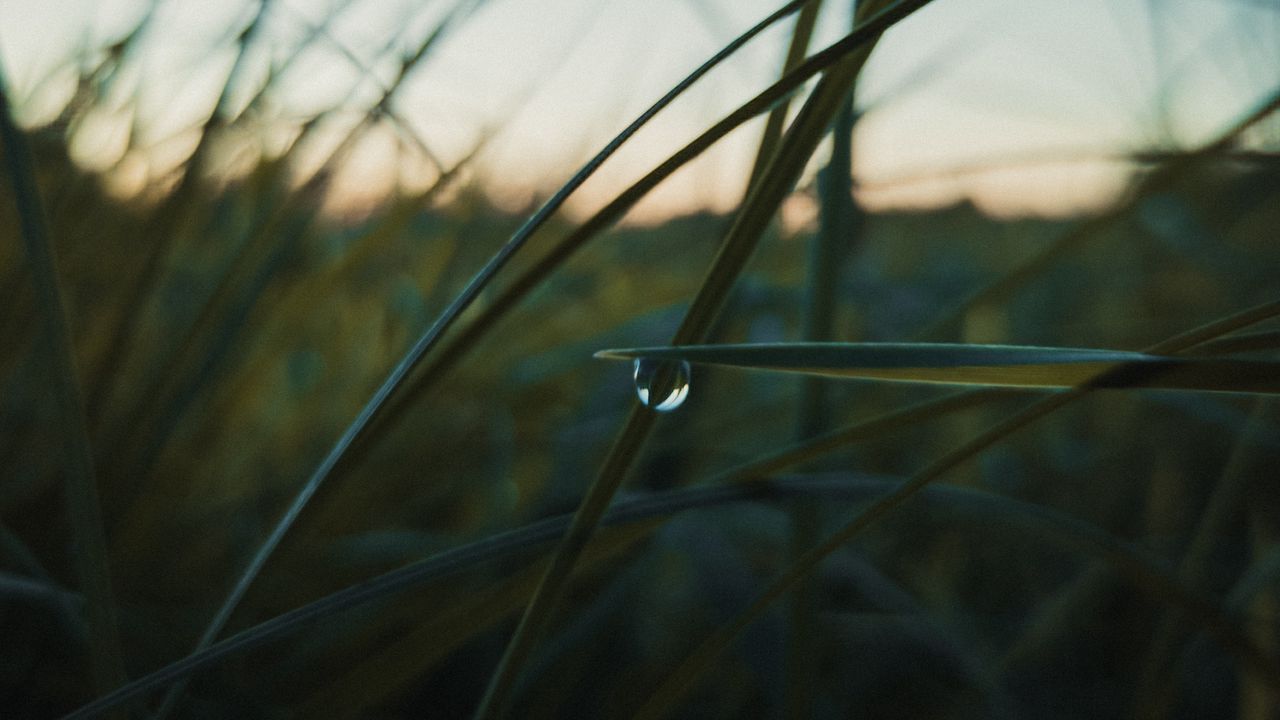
1, 0, 1277, 223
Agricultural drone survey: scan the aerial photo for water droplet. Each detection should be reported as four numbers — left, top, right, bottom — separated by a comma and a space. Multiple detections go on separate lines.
632, 358, 691, 412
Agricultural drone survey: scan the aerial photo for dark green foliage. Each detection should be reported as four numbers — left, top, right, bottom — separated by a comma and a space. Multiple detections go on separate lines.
1, 1, 1278, 719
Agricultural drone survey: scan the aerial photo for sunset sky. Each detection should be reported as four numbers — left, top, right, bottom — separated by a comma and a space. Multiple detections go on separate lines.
1, 0, 1277, 222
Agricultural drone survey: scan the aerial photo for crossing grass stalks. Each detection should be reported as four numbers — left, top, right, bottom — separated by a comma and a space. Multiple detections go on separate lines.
0, 0, 1278, 718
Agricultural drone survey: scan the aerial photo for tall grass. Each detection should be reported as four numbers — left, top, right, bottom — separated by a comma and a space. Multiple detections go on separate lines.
0, 0, 1278, 718
0, 57, 125, 703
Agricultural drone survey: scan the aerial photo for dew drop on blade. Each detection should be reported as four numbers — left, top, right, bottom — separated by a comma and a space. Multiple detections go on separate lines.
632, 358, 691, 412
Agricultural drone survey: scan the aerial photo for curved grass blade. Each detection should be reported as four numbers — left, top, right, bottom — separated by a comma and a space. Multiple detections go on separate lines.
84, 0, 276, 422
0, 63, 127, 698
391, 80, 1280, 435
60, 469, 1279, 720
1227, 546, 1280, 617
0, 521, 86, 642
183, 0, 818, 701
631, 300, 1280, 718
293, 522, 657, 719
1192, 330, 1280, 357
912, 85, 1280, 343
111, 0, 475, 493
745, 0, 823, 195
717, 389, 1022, 483
787, 45, 855, 716
336, 0, 834, 454
1149, 301, 1280, 355
53, 480, 864, 719
64, 358, 989, 719
353, 0, 936, 459
1132, 398, 1274, 719
595, 342, 1280, 394
473, 2, 934, 716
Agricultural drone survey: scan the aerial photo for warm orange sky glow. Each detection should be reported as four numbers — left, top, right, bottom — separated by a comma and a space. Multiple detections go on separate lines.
1, 0, 1277, 223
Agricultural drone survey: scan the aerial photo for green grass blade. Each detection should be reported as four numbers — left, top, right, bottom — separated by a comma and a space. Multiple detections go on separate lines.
179, 0, 818, 708
148, 7, 490, 715
1227, 547, 1280, 617
352, 0, 935, 453
473, 2, 932, 716
1150, 301, 1280, 355
596, 342, 1280, 394
630, 300, 1280, 718
70, 461, 1267, 720
333, 0, 828, 454
55, 377, 1133, 718
1132, 398, 1274, 719
294, 523, 656, 719
745, 0, 822, 195
718, 389, 1022, 482
913, 85, 1280, 343
49, 476, 914, 719
787, 36, 853, 716
1192, 330, 1280, 356
111, 0, 477, 482
0, 65, 127, 699
83, 0, 275, 423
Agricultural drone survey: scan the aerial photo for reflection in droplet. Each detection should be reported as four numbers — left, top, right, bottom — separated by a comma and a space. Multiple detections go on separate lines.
632, 358, 691, 412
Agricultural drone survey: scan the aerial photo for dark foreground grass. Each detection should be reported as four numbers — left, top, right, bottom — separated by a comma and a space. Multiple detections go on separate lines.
1, 1, 1279, 718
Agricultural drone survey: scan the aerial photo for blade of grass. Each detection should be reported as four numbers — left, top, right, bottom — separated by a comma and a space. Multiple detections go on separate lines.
54, 479, 882, 719
34, 356, 1104, 719
1191, 330, 1280, 356
1221, 541, 1280, 718
1228, 549, 1280, 618
1149, 303, 1280, 354
631, 299, 1280, 719
1, 519, 87, 646
110, 0, 468, 481
745, 0, 823, 195
0, 62, 127, 699
294, 521, 657, 719
913, 84, 1280, 342
227, 0, 359, 126
473, 2, 926, 716
786, 38, 855, 717
594, 342, 1280, 393
720, 389, 1023, 482
120, 137, 479, 517
70, 332, 984, 720
179, 0, 820, 709
796, 93, 858, 440
147, 14, 482, 713
992, 560, 1118, 676
1131, 398, 1274, 720
84, 0, 276, 425
350, 0, 936, 463
61, 459, 1280, 720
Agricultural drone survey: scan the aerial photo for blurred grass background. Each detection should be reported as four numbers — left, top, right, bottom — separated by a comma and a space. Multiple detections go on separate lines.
1, 0, 1279, 718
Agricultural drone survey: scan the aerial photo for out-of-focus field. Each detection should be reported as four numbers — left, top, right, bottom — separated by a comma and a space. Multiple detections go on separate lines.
2, 1, 1279, 718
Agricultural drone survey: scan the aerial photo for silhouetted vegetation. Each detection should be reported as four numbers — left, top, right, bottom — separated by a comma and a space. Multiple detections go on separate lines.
2, 1, 1279, 718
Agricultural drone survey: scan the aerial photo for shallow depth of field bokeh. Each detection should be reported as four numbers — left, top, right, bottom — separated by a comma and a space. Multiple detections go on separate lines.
1, 0, 1279, 718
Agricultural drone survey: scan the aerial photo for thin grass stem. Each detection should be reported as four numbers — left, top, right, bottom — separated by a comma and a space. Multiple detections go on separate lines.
349, 0, 935, 458
630, 297, 1280, 718
1131, 398, 1274, 720
66, 465, 1271, 720
786, 26, 855, 716
473, 2, 930, 715
84, 0, 276, 423
0, 62, 127, 700
179, 3, 819, 715
914, 86, 1280, 342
